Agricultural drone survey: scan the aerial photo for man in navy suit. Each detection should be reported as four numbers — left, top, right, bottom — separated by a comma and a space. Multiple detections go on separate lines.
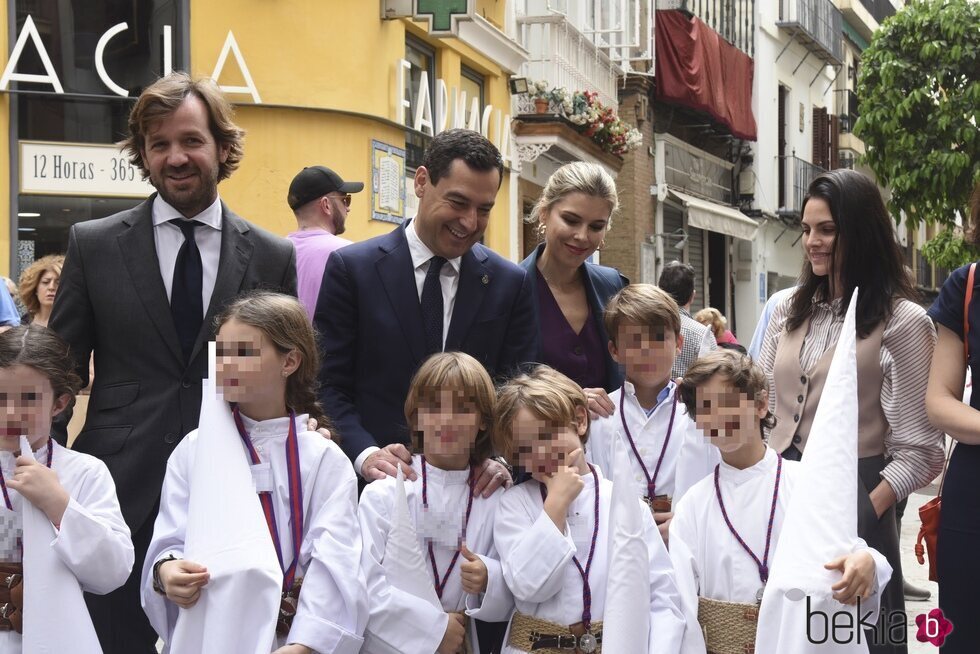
315, 129, 534, 491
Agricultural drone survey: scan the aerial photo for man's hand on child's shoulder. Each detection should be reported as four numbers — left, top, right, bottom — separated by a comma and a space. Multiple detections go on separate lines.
583, 387, 614, 420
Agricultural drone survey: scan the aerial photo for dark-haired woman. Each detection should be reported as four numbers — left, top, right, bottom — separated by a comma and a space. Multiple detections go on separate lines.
924, 183, 980, 653
758, 169, 945, 654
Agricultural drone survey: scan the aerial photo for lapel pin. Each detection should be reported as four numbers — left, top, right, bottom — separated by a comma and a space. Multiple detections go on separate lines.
481, 274, 489, 285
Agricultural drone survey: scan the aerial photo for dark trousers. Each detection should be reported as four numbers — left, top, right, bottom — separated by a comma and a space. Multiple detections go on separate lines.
783, 448, 907, 654
86, 515, 159, 654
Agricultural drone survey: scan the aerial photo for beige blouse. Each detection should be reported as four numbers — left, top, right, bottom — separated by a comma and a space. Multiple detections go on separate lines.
757, 294, 945, 500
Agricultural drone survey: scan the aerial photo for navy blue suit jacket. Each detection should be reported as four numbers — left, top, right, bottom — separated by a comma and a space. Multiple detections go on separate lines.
520, 244, 628, 392
315, 223, 536, 462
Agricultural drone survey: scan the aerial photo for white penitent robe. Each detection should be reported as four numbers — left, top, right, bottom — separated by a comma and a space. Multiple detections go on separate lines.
668, 447, 891, 654
587, 383, 719, 506
143, 413, 368, 654
358, 456, 512, 654
494, 465, 685, 654
0, 439, 134, 654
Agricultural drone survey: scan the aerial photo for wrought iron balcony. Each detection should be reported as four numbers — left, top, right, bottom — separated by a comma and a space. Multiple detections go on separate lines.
657, 133, 736, 205
514, 14, 622, 112
656, 0, 755, 57
777, 155, 826, 217
777, 0, 844, 65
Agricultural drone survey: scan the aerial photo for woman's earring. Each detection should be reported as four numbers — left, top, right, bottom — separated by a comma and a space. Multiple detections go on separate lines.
598, 239, 607, 251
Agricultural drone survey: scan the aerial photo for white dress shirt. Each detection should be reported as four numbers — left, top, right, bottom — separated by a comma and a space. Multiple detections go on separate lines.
152, 195, 223, 315
354, 221, 463, 478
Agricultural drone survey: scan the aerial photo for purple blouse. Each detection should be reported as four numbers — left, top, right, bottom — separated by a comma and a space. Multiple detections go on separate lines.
535, 268, 607, 389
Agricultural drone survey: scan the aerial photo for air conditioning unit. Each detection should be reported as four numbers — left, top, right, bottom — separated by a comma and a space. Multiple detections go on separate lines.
382, 0, 413, 20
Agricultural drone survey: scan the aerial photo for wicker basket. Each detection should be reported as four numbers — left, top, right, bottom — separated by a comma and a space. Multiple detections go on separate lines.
697, 595, 759, 654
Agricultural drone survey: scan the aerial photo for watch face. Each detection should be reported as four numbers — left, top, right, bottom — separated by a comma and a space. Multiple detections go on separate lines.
578, 632, 598, 653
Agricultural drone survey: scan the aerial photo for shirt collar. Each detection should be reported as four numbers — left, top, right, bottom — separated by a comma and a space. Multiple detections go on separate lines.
405, 219, 461, 274
718, 445, 777, 483
152, 194, 223, 231
623, 379, 675, 413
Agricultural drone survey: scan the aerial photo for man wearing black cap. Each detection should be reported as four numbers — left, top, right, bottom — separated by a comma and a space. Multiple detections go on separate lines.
287, 165, 362, 321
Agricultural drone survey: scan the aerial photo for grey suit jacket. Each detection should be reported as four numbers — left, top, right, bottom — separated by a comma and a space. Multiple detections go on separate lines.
49, 195, 297, 530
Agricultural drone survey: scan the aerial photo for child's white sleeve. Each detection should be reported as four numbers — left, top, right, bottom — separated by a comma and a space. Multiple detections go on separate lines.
493, 486, 574, 604
642, 501, 686, 654
357, 480, 448, 654
51, 457, 134, 595
287, 446, 368, 654
140, 435, 194, 644
667, 496, 709, 654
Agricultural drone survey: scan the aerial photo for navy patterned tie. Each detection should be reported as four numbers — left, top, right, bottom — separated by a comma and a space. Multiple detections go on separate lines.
421, 256, 447, 355
170, 219, 203, 362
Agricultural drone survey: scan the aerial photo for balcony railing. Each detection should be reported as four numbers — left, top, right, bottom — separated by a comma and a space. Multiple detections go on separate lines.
657, 133, 736, 204
836, 89, 859, 133
656, 0, 755, 57
777, 155, 825, 216
777, 0, 843, 65
858, 0, 895, 25
515, 14, 622, 111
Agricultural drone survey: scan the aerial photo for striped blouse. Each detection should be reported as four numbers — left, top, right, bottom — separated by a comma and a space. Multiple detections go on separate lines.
757, 294, 945, 501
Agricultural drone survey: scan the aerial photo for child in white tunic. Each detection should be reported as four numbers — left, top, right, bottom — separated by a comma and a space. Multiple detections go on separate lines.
586, 285, 719, 543
0, 325, 133, 653
142, 292, 367, 654
669, 351, 891, 654
359, 351, 512, 654
493, 365, 685, 654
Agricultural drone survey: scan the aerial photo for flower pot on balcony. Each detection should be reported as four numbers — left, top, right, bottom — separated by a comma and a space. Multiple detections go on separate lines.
534, 98, 550, 114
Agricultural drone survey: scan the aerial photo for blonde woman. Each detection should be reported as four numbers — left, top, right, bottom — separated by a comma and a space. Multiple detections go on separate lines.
521, 162, 627, 418
18, 254, 64, 327
693, 307, 739, 346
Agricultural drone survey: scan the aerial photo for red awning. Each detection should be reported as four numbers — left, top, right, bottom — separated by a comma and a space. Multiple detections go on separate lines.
655, 10, 757, 141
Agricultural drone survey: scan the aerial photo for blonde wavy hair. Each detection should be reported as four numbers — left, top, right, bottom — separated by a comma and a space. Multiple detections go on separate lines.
527, 161, 619, 237
493, 365, 589, 462
18, 255, 64, 317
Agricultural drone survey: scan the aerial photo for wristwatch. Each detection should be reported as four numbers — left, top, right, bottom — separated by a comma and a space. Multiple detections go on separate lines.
491, 455, 513, 477
152, 554, 179, 595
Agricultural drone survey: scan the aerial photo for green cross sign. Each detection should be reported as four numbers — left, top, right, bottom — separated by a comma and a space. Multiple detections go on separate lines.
415, 0, 471, 35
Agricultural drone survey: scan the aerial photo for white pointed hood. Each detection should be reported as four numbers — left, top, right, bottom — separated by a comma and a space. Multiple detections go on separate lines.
382, 466, 443, 610
20, 435, 104, 653
169, 342, 282, 654
601, 438, 652, 653
755, 289, 868, 653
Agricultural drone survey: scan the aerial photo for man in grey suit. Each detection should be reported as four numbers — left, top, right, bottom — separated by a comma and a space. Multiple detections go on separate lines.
49, 73, 296, 654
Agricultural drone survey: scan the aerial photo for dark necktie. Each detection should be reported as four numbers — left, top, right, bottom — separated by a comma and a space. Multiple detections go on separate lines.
170, 219, 203, 361
421, 256, 447, 355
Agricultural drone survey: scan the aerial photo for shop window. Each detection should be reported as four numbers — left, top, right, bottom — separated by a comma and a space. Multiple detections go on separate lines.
10, 0, 185, 276
405, 35, 436, 172
460, 65, 485, 128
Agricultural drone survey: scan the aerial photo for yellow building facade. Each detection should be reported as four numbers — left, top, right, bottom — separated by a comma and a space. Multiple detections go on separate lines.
0, 0, 525, 280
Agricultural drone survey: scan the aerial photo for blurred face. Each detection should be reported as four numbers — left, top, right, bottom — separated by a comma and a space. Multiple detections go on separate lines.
215, 319, 297, 407
609, 322, 683, 389
802, 198, 837, 278
540, 192, 611, 269
691, 374, 767, 454
416, 387, 484, 462
141, 95, 230, 218
36, 270, 60, 310
413, 160, 500, 260
0, 364, 70, 450
511, 406, 587, 481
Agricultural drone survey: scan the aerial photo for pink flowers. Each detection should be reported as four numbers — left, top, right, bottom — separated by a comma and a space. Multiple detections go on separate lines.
525, 85, 642, 155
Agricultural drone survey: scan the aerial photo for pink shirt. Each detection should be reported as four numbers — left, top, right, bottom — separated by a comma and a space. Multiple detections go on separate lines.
287, 229, 352, 321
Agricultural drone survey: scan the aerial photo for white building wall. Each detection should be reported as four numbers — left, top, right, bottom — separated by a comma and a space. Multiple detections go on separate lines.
734, 0, 841, 342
